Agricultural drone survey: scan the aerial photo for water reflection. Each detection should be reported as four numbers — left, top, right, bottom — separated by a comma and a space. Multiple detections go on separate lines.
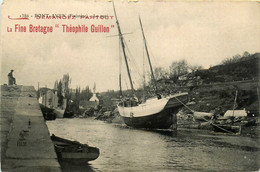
47, 118, 259, 172
59, 161, 95, 172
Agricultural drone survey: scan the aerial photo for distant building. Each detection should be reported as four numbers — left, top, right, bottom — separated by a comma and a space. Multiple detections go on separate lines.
38, 89, 58, 109
79, 83, 99, 109
90, 93, 99, 103
38, 88, 66, 109
89, 83, 99, 105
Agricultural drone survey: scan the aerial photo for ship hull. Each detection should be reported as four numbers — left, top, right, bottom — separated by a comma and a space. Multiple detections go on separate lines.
51, 135, 100, 165
121, 108, 180, 129
118, 92, 188, 129
53, 109, 65, 118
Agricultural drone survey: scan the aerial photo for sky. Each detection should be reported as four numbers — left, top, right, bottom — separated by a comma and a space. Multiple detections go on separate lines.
1, 0, 260, 92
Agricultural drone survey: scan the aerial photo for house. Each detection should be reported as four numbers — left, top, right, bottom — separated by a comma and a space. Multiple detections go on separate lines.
79, 83, 99, 109
90, 93, 99, 103
38, 88, 66, 110
38, 88, 59, 109
89, 83, 99, 105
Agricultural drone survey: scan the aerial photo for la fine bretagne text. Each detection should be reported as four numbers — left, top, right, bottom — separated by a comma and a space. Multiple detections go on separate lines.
12, 24, 111, 34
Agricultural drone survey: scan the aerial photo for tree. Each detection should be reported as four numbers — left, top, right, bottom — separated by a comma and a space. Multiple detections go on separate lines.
62, 73, 71, 100
189, 65, 203, 72
57, 80, 63, 107
221, 54, 242, 65
154, 67, 169, 80
242, 51, 250, 58
54, 80, 58, 90
79, 86, 93, 101
169, 60, 189, 79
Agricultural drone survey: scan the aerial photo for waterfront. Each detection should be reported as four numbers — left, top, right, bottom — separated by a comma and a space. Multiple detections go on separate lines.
47, 118, 259, 172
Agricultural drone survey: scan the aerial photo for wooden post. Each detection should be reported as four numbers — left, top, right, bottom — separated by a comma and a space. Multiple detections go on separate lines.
232, 90, 238, 117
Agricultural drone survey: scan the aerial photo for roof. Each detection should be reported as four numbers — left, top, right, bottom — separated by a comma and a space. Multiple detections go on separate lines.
90, 93, 99, 102
224, 109, 247, 117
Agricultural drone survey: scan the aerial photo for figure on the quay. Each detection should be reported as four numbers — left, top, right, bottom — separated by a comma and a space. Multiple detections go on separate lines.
8, 69, 16, 85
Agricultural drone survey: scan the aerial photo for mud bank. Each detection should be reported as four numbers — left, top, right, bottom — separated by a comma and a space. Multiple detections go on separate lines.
92, 107, 259, 138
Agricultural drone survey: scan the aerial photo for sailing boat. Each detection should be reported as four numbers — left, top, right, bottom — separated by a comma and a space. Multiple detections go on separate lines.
113, 3, 189, 129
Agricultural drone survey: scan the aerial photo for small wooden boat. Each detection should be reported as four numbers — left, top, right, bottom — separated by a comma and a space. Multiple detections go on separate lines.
193, 112, 213, 122
51, 134, 100, 164
40, 104, 57, 120
53, 109, 65, 118
212, 123, 241, 134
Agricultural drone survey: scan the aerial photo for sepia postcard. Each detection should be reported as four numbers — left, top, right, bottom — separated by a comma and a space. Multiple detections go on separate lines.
1, 0, 259, 171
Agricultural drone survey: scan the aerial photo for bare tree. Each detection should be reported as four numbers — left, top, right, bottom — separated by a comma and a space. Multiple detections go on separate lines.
169, 60, 189, 78
154, 67, 169, 80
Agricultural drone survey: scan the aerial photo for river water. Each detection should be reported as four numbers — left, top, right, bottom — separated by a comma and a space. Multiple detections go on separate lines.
46, 118, 259, 172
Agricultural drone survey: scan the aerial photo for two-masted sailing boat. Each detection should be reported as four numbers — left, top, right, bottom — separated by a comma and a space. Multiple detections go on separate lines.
112, 3, 189, 129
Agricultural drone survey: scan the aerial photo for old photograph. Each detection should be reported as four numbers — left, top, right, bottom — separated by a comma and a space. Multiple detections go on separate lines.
1, 0, 259, 171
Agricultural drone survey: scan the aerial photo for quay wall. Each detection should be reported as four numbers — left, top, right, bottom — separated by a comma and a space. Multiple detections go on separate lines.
1, 85, 61, 172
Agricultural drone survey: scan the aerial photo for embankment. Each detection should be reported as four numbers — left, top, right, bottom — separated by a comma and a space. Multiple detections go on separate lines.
1, 85, 61, 172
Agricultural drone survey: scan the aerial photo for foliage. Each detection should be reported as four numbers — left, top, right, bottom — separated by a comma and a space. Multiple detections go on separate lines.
54, 73, 71, 108
169, 60, 189, 79
221, 51, 251, 65
57, 80, 63, 107
79, 86, 93, 101
62, 73, 71, 99
154, 67, 169, 80
221, 54, 242, 65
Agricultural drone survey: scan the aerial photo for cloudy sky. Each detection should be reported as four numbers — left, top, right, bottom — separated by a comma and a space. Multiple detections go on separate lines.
1, 0, 260, 92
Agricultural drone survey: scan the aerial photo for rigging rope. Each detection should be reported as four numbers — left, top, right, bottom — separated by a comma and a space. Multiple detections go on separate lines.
174, 96, 194, 113
123, 38, 142, 77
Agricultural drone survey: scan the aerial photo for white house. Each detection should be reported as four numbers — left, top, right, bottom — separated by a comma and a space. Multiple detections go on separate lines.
90, 93, 99, 103
89, 83, 99, 104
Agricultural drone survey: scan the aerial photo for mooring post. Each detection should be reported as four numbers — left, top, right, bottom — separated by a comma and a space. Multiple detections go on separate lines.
172, 113, 177, 130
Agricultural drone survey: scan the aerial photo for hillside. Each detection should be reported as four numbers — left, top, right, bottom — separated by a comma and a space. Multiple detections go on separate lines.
98, 53, 259, 115
171, 53, 260, 114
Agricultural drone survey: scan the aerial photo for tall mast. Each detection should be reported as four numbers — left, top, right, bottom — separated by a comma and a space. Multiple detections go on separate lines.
112, 1, 134, 95
139, 17, 158, 93
119, 39, 123, 96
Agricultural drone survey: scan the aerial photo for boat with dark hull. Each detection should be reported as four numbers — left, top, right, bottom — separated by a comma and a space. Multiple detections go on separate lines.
40, 104, 57, 120
112, 2, 188, 129
212, 124, 241, 134
119, 93, 188, 129
51, 134, 100, 164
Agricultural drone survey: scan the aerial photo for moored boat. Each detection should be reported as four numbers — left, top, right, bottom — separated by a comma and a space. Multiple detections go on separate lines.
112, 2, 188, 129
51, 134, 100, 164
118, 93, 188, 129
53, 109, 65, 118
39, 104, 57, 120
212, 124, 241, 134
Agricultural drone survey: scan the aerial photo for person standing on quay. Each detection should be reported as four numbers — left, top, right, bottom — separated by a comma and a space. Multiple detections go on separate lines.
8, 69, 16, 85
